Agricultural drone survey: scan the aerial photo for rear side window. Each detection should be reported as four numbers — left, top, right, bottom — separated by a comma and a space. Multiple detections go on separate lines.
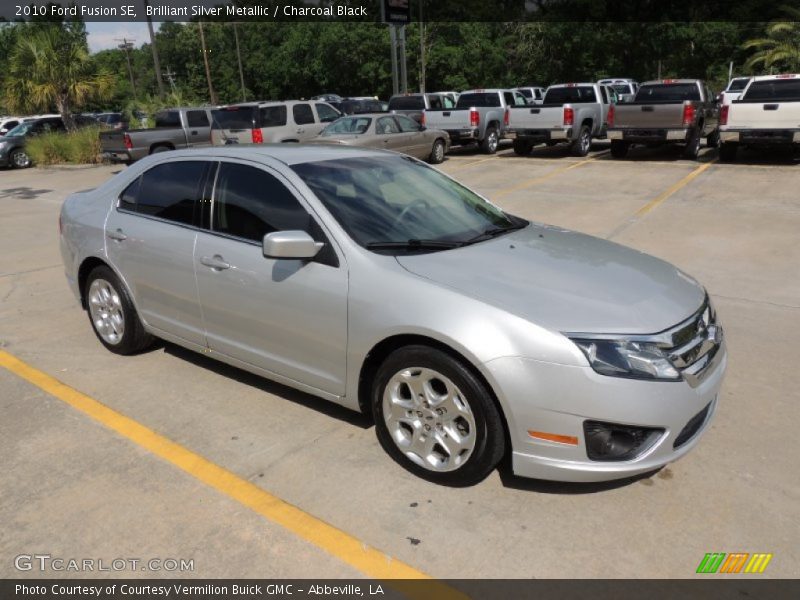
211, 107, 257, 130
154, 111, 181, 128
293, 103, 315, 125
428, 95, 443, 109
388, 96, 425, 110
213, 163, 311, 242
122, 161, 207, 226
635, 84, 701, 102
258, 105, 288, 127
543, 86, 597, 104
315, 103, 340, 123
187, 110, 209, 127
456, 93, 501, 108
742, 79, 800, 101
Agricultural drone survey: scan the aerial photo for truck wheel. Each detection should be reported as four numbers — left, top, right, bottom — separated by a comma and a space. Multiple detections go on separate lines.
480, 127, 499, 154
512, 139, 533, 155
718, 142, 738, 163
683, 131, 701, 160
570, 125, 591, 156
150, 145, 171, 154
610, 140, 629, 159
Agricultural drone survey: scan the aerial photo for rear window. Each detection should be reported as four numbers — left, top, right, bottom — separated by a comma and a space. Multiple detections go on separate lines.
389, 96, 425, 110
456, 93, 501, 108
727, 78, 750, 92
542, 86, 597, 104
635, 84, 701, 102
154, 111, 181, 128
611, 84, 633, 95
322, 117, 372, 135
258, 105, 288, 128
742, 79, 800, 102
211, 107, 256, 130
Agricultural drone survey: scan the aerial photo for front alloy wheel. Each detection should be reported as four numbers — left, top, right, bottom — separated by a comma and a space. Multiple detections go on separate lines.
10, 149, 31, 168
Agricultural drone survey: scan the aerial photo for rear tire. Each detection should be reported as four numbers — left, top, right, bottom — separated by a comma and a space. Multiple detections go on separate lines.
718, 142, 738, 163
84, 266, 154, 355
480, 126, 499, 154
149, 145, 171, 154
706, 129, 720, 149
610, 140, 629, 159
570, 125, 591, 156
512, 139, 533, 155
372, 345, 505, 487
683, 130, 701, 160
428, 138, 446, 164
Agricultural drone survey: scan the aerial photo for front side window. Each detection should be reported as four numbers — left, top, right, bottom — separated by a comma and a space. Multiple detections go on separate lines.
321, 117, 372, 135
122, 161, 207, 226
212, 163, 311, 242
292, 103, 315, 125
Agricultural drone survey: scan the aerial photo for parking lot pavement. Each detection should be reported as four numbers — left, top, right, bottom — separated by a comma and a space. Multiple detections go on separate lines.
1, 154, 798, 579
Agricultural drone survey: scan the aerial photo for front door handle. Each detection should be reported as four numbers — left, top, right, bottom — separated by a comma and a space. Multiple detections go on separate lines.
107, 228, 127, 241
200, 255, 231, 270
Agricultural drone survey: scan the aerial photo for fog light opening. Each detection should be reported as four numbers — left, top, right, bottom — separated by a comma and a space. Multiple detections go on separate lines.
583, 421, 664, 462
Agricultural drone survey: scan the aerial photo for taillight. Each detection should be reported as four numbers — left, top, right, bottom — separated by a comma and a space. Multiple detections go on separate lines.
252, 128, 263, 144
503, 108, 509, 126
123, 133, 132, 150
563, 107, 574, 126
719, 104, 729, 126
682, 103, 695, 127
469, 108, 479, 127
607, 104, 615, 127
421, 111, 426, 127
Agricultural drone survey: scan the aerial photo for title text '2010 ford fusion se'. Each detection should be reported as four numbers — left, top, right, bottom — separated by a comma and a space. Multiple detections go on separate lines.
59, 145, 726, 486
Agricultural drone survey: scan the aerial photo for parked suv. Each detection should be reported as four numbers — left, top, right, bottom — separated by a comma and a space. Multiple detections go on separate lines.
211, 100, 341, 145
0, 115, 96, 169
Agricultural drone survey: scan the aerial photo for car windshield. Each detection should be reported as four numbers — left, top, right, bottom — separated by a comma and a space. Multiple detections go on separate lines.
322, 117, 372, 135
291, 156, 525, 252
5, 122, 34, 136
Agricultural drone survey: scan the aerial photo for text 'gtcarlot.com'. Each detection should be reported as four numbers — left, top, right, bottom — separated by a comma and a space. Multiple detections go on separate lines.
14, 554, 194, 572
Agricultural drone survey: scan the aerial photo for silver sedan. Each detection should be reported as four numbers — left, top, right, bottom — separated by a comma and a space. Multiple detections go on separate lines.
60, 146, 726, 486
308, 113, 450, 164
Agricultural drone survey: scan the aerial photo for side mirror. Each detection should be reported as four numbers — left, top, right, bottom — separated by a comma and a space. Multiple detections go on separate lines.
262, 230, 323, 260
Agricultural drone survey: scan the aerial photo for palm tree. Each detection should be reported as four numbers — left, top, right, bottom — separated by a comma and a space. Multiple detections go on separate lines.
743, 6, 800, 73
4, 24, 115, 131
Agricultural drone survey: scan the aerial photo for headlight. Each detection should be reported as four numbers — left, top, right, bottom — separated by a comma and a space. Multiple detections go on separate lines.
570, 338, 680, 381
0, 141, 8, 151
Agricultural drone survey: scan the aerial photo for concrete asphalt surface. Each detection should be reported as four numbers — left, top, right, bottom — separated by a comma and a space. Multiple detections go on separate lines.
1, 141, 798, 580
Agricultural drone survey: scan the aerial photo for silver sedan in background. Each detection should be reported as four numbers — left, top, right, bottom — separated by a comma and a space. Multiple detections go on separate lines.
308, 113, 450, 164
59, 146, 726, 486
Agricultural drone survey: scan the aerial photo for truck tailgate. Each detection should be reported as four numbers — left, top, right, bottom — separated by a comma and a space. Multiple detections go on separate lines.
614, 103, 685, 129
727, 100, 800, 129
99, 131, 127, 153
425, 110, 472, 130
508, 105, 565, 129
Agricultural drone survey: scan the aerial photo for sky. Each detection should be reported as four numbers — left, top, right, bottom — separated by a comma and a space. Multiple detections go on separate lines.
85, 22, 161, 53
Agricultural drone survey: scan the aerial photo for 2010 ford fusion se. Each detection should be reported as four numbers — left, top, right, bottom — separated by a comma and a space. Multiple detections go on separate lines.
59, 146, 726, 486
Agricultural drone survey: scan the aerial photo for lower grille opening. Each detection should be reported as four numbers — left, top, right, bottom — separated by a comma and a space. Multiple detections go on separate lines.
583, 421, 664, 462
673, 403, 711, 449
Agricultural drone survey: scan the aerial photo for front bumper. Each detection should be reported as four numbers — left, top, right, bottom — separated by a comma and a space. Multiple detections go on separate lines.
608, 128, 689, 143
484, 342, 727, 482
719, 128, 800, 145
506, 127, 573, 142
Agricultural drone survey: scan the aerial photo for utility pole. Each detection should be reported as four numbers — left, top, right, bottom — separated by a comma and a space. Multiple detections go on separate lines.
115, 38, 137, 100
142, 0, 165, 98
233, 22, 247, 102
398, 25, 408, 94
389, 25, 399, 96
163, 66, 177, 95
198, 22, 218, 105
419, 1, 425, 93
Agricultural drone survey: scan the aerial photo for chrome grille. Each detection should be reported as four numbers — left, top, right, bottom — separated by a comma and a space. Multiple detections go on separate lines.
659, 299, 723, 387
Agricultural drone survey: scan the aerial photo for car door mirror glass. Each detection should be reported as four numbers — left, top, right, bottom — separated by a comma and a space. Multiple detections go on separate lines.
263, 230, 323, 260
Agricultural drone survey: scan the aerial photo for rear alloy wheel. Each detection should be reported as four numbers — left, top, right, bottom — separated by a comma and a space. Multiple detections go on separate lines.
571, 125, 591, 156
610, 140, 629, 158
372, 345, 505, 486
718, 142, 738, 162
428, 139, 446, 164
85, 266, 153, 355
513, 139, 533, 155
10, 148, 31, 168
480, 127, 499, 154
683, 130, 701, 160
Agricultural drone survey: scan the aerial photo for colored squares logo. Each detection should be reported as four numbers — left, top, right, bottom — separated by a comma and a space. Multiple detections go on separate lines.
696, 553, 773, 574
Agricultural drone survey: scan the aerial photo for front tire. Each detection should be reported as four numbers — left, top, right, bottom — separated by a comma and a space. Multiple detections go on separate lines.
10, 148, 31, 168
428, 138, 446, 164
570, 125, 591, 156
372, 345, 505, 486
85, 266, 154, 355
480, 126, 499, 154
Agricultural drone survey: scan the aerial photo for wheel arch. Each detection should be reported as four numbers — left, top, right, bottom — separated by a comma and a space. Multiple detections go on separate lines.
77, 256, 125, 311
148, 142, 174, 154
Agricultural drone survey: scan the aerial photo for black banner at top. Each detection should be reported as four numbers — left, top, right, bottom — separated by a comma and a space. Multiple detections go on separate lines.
0, 0, 790, 22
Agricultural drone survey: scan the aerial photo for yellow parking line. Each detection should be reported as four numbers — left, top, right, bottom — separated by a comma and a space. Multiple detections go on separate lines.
446, 156, 499, 172
0, 349, 465, 595
492, 152, 606, 199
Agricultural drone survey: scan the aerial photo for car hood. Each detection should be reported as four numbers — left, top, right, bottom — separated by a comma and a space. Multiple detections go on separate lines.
395, 224, 705, 334
0, 135, 24, 144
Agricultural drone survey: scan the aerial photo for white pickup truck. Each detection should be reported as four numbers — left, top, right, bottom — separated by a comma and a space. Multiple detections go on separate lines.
718, 74, 800, 162
505, 83, 615, 156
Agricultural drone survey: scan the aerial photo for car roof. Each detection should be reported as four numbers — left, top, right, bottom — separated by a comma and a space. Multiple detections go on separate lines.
163, 144, 399, 166
748, 74, 800, 82
640, 79, 701, 85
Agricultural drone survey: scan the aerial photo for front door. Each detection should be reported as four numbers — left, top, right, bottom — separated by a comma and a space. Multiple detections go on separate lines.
194, 160, 348, 396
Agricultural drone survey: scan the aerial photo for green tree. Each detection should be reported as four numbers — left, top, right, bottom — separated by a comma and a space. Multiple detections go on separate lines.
4, 22, 114, 130
743, 6, 800, 73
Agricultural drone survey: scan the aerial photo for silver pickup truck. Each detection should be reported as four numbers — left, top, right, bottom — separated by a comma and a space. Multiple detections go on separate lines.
608, 79, 718, 160
424, 89, 527, 154
506, 83, 615, 156
100, 107, 213, 163
718, 74, 800, 162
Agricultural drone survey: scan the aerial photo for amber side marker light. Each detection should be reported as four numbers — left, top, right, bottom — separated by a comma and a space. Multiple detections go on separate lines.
528, 430, 579, 446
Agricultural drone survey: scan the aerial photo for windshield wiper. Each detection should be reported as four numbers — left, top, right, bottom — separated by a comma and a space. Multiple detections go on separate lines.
366, 239, 462, 251
464, 221, 528, 245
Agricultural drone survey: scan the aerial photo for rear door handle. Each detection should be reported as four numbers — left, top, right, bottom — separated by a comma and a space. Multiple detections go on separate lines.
107, 228, 127, 241
200, 255, 231, 270
763, 104, 779, 111
190, 130, 198, 135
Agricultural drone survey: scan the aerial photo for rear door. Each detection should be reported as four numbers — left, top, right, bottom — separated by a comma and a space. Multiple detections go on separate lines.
374, 115, 407, 151
395, 114, 429, 158
105, 160, 210, 345
185, 109, 212, 147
